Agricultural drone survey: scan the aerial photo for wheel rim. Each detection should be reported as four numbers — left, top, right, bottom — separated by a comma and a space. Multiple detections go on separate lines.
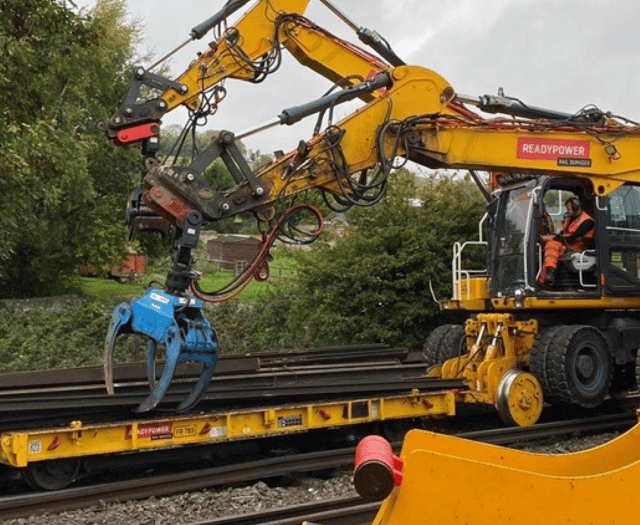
572, 344, 605, 394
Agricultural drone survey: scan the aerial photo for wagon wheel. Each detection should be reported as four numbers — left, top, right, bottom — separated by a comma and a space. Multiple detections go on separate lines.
23, 458, 81, 491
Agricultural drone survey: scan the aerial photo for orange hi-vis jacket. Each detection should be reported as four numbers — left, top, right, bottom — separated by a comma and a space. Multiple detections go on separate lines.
542, 210, 595, 272
560, 210, 595, 251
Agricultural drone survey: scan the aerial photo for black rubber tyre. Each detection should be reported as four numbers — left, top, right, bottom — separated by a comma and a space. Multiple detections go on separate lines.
635, 349, 640, 391
528, 326, 563, 401
422, 324, 466, 368
545, 325, 613, 407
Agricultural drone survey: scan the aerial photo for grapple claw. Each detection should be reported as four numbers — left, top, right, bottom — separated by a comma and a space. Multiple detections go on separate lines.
104, 288, 220, 412
176, 360, 217, 413
104, 303, 133, 396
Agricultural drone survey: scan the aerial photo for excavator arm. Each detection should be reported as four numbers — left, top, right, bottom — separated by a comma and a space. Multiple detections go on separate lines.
104, 0, 391, 148
140, 63, 640, 229
137, 65, 452, 225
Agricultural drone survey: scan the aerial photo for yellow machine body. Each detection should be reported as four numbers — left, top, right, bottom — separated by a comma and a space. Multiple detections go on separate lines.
372, 421, 640, 524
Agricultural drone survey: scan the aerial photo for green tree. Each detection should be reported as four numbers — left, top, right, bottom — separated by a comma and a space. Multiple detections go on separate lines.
241, 171, 486, 352
0, 0, 142, 297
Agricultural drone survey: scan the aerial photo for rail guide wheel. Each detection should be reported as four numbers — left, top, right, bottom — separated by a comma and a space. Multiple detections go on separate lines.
23, 458, 81, 491
496, 369, 544, 426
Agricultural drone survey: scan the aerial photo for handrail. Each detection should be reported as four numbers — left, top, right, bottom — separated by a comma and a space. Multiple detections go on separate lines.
452, 213, 488, 300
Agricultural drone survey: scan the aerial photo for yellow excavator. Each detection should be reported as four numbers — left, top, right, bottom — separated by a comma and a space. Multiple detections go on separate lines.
104, 0, 640, 430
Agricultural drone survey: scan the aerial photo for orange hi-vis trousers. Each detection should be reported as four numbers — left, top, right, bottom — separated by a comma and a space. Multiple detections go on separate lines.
542, 239, 566, 273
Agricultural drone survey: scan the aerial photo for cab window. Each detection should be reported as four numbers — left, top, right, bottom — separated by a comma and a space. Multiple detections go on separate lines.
605, 185, 640, 292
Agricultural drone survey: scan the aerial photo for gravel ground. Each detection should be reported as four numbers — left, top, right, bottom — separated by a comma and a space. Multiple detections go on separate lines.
1, 431, 622, 525
2, 474, 357, 525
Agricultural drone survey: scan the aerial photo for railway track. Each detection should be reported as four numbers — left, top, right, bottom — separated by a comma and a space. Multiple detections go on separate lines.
1, 411, 635, 521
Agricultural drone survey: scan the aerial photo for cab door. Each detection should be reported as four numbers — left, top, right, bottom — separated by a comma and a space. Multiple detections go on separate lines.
490, 179, 537, 295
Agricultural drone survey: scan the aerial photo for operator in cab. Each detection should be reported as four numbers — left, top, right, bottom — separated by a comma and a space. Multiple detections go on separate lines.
538, 197, 595, 288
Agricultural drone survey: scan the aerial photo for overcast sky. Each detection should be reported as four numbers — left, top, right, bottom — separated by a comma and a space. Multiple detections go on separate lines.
75, 0, 640, 167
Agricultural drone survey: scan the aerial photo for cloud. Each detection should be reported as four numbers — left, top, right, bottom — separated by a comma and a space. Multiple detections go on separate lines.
76, 0, 640, 154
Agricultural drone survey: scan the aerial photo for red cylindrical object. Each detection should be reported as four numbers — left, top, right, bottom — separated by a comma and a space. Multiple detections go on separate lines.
354, 435, 403, 502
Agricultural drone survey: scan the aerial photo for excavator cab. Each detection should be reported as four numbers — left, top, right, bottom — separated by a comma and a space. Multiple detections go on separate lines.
488, 175, 600, 297
487, 175, 640, 298
437, 175, 640, 425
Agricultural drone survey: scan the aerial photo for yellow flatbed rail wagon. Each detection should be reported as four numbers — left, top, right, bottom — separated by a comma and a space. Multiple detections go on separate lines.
0, 390, 455, 474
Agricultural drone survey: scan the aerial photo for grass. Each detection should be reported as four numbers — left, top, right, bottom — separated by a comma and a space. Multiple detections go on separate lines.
77, 276, 148, 303
78, 250, 298, 303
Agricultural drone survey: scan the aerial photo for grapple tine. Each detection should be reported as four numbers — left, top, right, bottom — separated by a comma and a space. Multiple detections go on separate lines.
103, 302, 133, 395
134, 325, 182, 413
176, 361, 217, 413
146, 338, 158, 390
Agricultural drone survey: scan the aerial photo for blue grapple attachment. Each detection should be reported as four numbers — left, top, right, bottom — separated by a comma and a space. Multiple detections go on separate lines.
104, 288, 220, 413
104, 208, 221, 413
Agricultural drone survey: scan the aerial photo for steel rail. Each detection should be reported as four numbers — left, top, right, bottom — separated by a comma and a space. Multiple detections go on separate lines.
0, 345, 465, 430
0, 411, 635, 521
459, 411, 637, 443
0, 345, 402, 391
188, 496, 379, 525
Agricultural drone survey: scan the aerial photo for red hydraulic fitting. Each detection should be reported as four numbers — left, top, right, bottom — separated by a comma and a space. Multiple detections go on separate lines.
353, 435, 403, 502
318, 409, 331, 421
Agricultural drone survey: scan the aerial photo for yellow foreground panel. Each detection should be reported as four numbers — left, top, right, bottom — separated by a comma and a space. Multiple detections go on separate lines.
373, 422, 640, 524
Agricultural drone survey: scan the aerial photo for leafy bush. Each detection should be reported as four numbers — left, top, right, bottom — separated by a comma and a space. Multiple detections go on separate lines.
0, 300, 112, 371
